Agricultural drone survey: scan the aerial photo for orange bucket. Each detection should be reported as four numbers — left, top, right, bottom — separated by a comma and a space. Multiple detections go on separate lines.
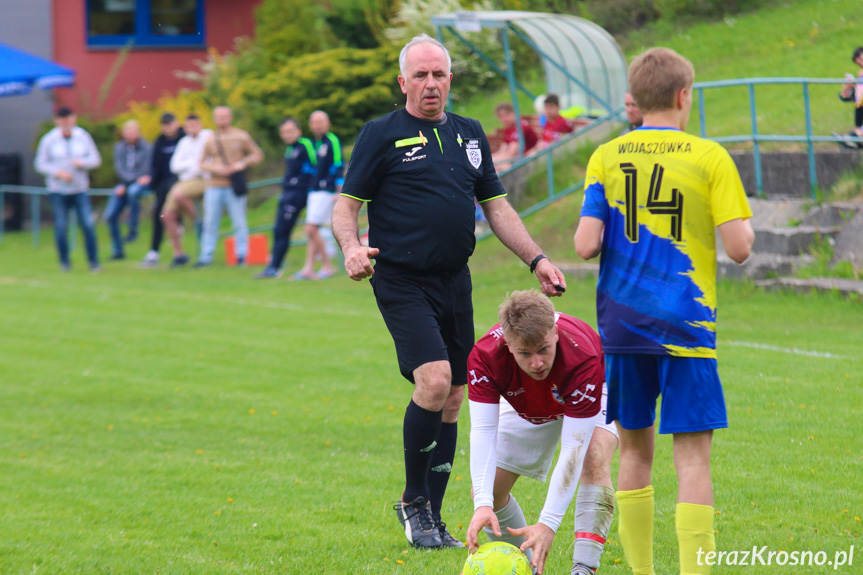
225, 233, 269, 266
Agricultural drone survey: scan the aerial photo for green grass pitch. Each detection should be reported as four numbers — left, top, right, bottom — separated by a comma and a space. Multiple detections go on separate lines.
0, 198, 861, 573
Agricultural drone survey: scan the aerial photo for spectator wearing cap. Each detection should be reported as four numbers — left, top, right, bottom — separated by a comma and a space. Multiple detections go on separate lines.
34, 107, 102, 272
139, 112, 185, 268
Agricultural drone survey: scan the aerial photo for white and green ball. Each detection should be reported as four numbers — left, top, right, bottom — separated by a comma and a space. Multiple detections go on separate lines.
462, 542, 532, 575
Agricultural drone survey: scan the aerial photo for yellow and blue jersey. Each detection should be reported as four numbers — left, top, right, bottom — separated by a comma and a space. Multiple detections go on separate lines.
580, 127, 752, 358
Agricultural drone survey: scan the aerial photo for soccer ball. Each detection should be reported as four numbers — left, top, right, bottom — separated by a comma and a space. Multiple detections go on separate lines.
462, 542, 532, 575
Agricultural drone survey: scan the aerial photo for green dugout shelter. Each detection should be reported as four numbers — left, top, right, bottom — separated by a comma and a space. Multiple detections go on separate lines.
431, 10, 627, 120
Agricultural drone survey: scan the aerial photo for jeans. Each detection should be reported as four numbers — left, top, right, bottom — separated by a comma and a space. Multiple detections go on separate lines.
199, 186, 248, 263
49, 192, 99, 267
105, 182, 148, 255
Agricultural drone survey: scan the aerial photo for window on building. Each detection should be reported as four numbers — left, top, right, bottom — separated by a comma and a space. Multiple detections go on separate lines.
87, 0, 205, 48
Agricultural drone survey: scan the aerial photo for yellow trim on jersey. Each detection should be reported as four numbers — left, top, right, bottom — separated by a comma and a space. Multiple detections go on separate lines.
340, 193, 370, 202
478, 193, 507, 203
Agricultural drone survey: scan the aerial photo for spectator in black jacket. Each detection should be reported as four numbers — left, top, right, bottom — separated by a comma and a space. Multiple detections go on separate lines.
293, 111, 344, 280
140, 113, 185, 268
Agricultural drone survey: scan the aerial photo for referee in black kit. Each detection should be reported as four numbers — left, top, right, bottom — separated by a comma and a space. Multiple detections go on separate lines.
332, 34, 566, 550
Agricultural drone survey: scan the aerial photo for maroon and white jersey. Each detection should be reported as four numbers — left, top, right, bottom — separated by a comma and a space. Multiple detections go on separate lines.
467, 313, 604, 423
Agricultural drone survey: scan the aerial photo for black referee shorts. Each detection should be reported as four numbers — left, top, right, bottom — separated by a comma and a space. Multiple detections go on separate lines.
370, 264, 474, 386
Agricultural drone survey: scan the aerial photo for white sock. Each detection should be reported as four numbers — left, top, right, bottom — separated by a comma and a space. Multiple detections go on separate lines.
573, 485, 615, 569
483, 494, 534, 566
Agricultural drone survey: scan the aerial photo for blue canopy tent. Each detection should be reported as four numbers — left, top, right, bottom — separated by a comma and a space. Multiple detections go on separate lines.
0, 42, 75, 97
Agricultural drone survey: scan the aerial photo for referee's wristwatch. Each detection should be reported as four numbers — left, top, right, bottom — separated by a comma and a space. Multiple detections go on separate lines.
529, 253, 548, 274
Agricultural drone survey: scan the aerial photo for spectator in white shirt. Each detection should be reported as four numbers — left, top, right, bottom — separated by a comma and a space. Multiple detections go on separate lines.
34, 107, 102, 272
161, 114, 213, 268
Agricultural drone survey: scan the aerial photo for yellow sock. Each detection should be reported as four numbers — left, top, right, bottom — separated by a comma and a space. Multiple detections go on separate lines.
616, 486, 655, 575
676, 503, 715, 575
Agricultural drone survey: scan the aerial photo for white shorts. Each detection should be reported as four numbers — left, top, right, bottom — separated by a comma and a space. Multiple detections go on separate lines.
496, 384, 617, 482
305, 191, 335, 226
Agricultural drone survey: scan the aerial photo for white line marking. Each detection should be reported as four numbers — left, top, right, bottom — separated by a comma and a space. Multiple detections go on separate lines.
725, 340, 856, 361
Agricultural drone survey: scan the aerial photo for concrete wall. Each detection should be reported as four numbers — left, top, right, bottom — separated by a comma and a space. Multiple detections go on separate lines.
731, 150, 862, 198
0, 0, 54, 186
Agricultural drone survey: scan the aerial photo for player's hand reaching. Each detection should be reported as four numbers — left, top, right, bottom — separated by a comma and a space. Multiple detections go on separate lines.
534, 258, 567, 297
466, 506, 500, 553
343, 245, 378, 281
508, 523, 555, 574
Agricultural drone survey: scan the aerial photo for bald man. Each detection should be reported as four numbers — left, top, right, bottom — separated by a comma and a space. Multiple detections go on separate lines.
293, 110, 344, 280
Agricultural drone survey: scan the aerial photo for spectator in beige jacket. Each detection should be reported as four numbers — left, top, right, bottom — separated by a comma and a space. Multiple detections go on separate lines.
195, 106, 264, 268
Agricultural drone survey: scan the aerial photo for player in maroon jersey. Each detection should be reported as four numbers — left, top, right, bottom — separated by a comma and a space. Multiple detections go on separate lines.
465, 290, 618, 575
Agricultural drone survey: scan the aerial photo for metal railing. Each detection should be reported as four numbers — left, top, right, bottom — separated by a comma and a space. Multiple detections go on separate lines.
694, 77, 862, 199
0, 177, 283, 246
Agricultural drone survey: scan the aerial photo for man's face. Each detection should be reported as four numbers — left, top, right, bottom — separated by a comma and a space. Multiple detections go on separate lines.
624, 93, 642, 127
185, 118, 202, 137
279, 122, 301, 145
496, 109, 516, 129
54, 115, 76, 136
309, 113, 330, 139
121, 124, 140, 144
213, 108, 232, 129
397, 43, 452, 120
679, 86, 693, 130
161, 120, 180, 137
506, 327, 558, 381
544, 103, 560, 121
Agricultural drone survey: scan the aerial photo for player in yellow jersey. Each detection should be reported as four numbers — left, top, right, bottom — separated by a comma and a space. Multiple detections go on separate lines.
574, 47, 754, 575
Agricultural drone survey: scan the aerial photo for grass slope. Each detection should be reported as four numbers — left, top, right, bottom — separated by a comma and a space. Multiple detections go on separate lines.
0, 207, 861, 573
456, 0, 861, 149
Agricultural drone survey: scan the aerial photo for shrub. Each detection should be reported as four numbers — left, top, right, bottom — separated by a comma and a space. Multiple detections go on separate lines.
229, 46, 403, 148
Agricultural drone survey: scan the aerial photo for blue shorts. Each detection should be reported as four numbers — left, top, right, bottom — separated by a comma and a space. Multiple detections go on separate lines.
605, 354, 727, 434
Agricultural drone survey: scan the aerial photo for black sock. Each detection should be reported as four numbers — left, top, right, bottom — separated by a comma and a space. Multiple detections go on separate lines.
427, 421, 458, 522
402, 400, 442, 503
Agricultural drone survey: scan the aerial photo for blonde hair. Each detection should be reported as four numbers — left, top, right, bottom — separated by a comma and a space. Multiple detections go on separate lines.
628, 47, 694, 114
498, 290, 555, 346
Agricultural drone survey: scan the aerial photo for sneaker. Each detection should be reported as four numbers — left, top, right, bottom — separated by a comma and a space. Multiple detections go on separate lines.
291, 271, 318, 281
125, 232, 137, 243
435, 521, 465, 548
571, 563, 596, 575
109, 252, 125, 261
193, 261, 211, 269
236, 256, 246, 267
89, 264, 102, 274
254, 267, 282, 279
170, 254, 190, 268
833, 131, 863, 149
393, 497, 442, 549
60, 263, 71, 272
138, 252, 160, 268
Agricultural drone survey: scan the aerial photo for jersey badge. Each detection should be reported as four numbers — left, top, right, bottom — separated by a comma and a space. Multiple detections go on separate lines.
550, 384, 565, 405
465, 138, 482, 169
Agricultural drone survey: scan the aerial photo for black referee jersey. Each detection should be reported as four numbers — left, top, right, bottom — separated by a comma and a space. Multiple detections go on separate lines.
341, 109, 505, 274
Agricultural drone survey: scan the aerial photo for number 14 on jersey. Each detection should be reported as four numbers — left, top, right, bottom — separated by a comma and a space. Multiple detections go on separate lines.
620, 162, 684, 243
